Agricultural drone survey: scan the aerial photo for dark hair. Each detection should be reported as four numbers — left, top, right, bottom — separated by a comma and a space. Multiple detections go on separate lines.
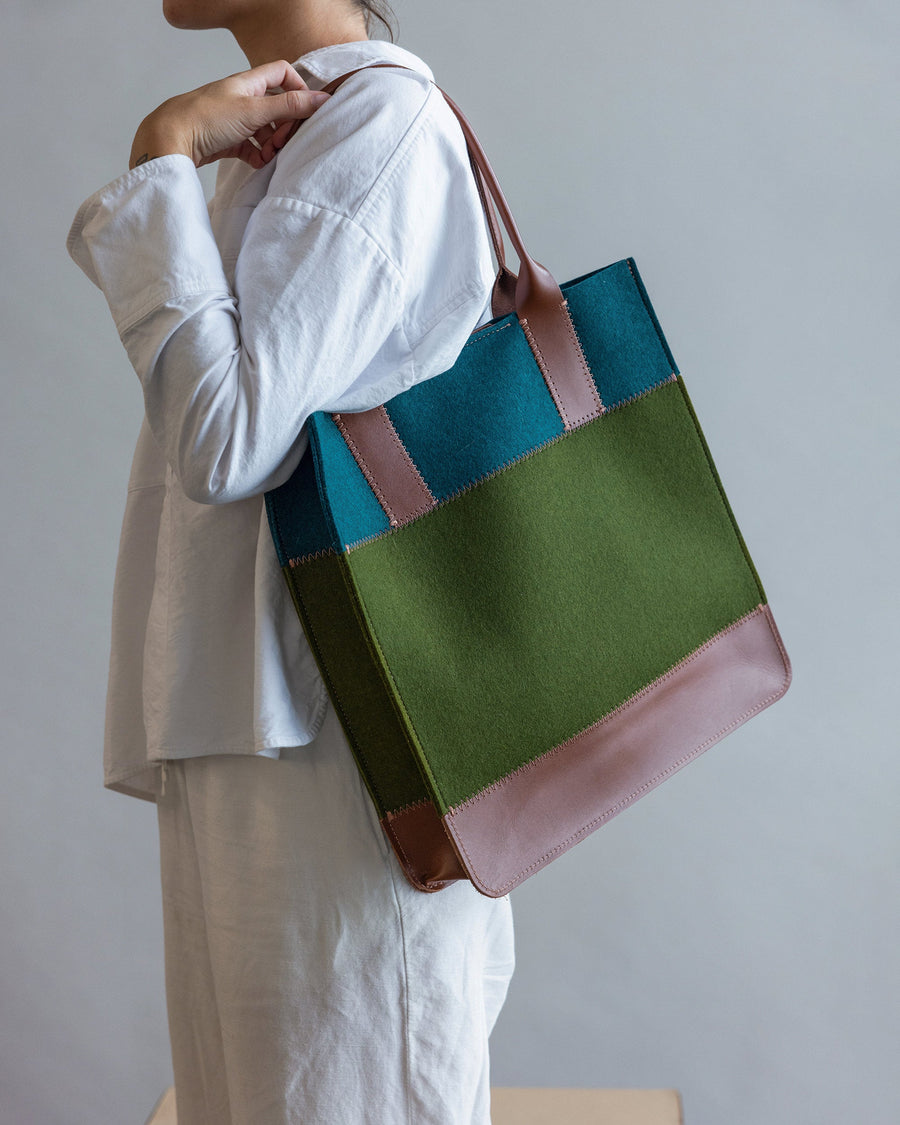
355, 0, 397, 42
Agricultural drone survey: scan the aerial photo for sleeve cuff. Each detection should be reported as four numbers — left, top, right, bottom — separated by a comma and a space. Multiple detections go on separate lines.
66, 154, 230, 332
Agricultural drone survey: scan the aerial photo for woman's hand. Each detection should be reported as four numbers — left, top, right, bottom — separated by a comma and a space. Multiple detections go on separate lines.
128, 60, 330, 171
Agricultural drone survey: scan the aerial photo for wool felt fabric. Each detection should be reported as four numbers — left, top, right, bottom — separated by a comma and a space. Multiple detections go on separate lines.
266, 254, 790, 892
267, 259, 678, 563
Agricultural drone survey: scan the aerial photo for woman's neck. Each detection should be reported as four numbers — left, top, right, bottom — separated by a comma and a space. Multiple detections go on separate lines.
231, 1, 369, 69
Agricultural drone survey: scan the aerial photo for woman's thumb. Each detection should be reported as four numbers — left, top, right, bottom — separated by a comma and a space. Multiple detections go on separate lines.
263, 88, 331, 123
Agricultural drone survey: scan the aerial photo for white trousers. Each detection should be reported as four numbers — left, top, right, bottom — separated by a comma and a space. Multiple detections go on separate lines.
156, 703, 515, 1125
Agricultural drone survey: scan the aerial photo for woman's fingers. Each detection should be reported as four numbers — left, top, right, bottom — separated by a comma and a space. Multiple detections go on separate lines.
237, 58, 310, 97
254, 118, 302, 162
131, 61, 330, 170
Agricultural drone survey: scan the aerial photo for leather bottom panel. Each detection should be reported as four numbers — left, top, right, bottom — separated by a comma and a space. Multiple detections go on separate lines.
383, 800, 467, 892
444, 604, 791, 897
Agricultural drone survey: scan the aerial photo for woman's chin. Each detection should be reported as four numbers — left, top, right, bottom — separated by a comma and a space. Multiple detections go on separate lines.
162, 1, 224, 31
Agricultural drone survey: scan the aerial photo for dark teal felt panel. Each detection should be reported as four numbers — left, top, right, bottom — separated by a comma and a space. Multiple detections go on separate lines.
385, 316, 565, 502
620, 257, 679, 376
265, 435, 335, 566
563, 259, 678, 408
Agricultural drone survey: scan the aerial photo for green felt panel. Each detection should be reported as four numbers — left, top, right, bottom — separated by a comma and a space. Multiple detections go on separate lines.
345, 378, 765, 812
285, 552, 430, 815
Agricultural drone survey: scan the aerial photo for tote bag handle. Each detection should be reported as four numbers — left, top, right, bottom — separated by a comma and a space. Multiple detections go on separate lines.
318, 65, 604, 526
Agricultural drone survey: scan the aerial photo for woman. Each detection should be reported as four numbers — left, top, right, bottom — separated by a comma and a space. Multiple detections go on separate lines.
67, 1, 515, 1122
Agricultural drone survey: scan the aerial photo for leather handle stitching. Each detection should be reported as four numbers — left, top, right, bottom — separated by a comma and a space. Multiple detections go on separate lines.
336, 408, 436, 528
334, 412, 397, 525
561, 300, 604, 422
379, 409, 436, 520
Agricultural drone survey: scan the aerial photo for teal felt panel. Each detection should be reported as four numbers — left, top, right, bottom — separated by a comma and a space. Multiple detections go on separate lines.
563, 259, 678, 408
311, 413, 392, 548
267, 257, 683, 557
265, 412, 392, 563
621, 257, 680, 376
385, 315, 565, 502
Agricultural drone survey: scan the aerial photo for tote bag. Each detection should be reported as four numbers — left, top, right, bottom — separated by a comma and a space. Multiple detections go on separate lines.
265, 66, 792, 897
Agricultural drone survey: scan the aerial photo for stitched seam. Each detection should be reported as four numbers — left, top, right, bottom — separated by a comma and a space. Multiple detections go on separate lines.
286, 560, 390, 811
412, 275, 493, 340
455, 669, 787, 895
463, 320, 515, 348
562, 298, 604, 422
387, 797, 431, 817
351, 81, 436, 226
379, 410, 436, 519
345, 581, 449, 811
520, 315, 568, 426
287, 547, 339, 567
448, 604, 791, 895
455, 605, 766, 808
337, 409, 435, 527
521, 304, 604, 430
625, 258, 679, 374
117, 283, 230, 336
675, 378, 767, 602
256, 195, 406, 281
340, 375, 677, 551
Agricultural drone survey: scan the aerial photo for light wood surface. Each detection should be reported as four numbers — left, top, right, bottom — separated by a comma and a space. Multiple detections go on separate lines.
492, 1087, 683, 1124
145, 1084, 684, 1124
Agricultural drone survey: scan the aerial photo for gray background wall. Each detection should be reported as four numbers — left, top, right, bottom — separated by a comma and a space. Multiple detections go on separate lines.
1, 1, 897, 1122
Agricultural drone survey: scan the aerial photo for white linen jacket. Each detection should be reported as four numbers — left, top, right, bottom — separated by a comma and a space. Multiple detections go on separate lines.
67, 40, 495, 800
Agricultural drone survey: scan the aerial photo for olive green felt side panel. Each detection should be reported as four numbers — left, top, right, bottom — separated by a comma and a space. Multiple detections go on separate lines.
285, 552, 430, 815
345, 379, 766, 812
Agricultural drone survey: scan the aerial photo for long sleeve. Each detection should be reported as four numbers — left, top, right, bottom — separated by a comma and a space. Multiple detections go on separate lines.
67, 71, 493, 504
67, 160, 407, 503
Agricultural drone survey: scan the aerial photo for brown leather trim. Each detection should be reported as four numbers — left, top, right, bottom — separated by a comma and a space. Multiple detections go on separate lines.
490, 266, 518, 321
318, 67, 603, 429
443, 604, 792, 897
468, 153, 508, 272
334, 408, 436, 528
437, 90, 604, 428
520, 299, 603, 429
382, 801, 467, 891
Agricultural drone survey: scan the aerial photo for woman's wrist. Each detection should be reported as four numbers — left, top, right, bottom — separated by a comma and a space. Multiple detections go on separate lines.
129, 107, 193, 170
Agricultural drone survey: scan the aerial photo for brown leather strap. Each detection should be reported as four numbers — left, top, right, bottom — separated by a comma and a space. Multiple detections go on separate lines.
333, 408, 436, 527
438, 87, 603, 429
322, 65, 514, 319
320, 64, 603, 525
467, 151, 517, 318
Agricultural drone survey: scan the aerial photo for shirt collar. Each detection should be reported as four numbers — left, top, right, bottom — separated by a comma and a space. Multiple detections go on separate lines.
291, 40, 435, 90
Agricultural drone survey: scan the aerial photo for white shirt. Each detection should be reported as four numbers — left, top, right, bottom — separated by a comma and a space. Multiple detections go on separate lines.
67, 40, 495, 800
